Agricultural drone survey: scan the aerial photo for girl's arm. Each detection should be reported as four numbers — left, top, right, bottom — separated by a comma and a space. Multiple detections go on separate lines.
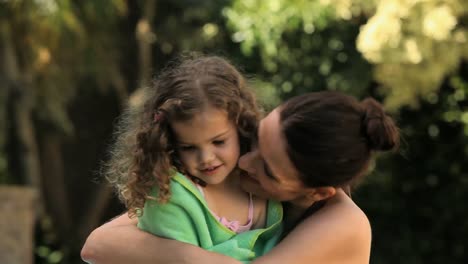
81, 213, 241, 264
253, 193, 372, 264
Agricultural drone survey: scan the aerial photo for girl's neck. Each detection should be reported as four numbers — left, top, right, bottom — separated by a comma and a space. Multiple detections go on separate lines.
204, 170, 241, 193
201, 170, 254, 226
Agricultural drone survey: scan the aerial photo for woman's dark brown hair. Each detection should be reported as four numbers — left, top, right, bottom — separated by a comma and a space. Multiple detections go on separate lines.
105, 55, 261, 217
280, 91, 399, 188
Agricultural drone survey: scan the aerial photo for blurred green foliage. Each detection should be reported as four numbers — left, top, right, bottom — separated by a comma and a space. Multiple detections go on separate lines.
226, 0, 468, 110
1, 0, 467, 263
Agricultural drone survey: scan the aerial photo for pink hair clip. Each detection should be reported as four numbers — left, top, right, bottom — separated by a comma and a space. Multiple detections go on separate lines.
153, 110, 165, 123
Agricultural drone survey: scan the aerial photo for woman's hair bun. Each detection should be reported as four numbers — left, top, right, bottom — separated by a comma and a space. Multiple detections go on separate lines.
361, 98, 399, 151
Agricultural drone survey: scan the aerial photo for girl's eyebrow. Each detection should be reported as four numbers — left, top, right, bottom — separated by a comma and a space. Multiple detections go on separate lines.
177, 130, 230, 145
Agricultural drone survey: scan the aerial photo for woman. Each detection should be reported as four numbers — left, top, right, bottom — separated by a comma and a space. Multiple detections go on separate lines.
81, 91, 399, 264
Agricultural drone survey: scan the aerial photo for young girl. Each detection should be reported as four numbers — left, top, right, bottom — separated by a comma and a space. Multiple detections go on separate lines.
105, 55, 283, 262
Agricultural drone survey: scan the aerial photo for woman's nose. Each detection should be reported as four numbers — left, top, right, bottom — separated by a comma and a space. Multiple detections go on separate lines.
238, 150, 257, 174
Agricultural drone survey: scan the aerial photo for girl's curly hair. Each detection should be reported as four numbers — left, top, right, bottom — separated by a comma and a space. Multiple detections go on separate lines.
105, 55, 261, 217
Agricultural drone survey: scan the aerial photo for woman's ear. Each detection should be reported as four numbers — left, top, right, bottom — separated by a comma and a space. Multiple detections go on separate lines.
306, 186, 336, 202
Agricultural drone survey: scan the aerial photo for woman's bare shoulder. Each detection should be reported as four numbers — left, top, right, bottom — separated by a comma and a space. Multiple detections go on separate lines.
303, 189, 371, 248
254, 190, 371, 264
319, 189, 371, 227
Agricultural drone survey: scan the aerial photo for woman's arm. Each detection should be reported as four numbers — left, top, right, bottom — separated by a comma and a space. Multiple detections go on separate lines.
81, 213, 241, 264
82, 192, 370, 264
253, 191, 372, 264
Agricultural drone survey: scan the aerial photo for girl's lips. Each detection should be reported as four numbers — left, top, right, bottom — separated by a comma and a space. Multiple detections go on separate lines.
200, 165, 222, 174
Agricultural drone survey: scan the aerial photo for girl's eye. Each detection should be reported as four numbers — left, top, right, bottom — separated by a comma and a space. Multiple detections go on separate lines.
213, 140, 225, 146
179, 145, 195, 151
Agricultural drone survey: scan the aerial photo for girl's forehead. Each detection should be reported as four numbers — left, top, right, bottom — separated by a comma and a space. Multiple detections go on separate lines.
174, 106, 229, 126
170, 107, 235, 143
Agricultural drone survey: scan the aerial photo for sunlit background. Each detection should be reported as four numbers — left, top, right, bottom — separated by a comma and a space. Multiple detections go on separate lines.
1, 0, 467, 263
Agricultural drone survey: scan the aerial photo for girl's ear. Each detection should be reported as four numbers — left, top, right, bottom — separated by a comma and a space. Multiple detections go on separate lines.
306, 186, 336, 202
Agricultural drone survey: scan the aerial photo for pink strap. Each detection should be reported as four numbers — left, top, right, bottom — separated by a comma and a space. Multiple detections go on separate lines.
235, 193, 254, 233
196, 185, 254, 233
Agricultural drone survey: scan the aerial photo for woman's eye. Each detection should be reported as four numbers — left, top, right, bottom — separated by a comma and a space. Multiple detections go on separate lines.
213, 140, 225, 146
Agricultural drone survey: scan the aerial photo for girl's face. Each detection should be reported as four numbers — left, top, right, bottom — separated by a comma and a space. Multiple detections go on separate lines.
171, 106, 240, 186
239, 108, 309, 202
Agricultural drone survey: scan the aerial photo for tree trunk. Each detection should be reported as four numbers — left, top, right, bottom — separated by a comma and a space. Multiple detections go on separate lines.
0, 186, 37, 264
0, 23, 10, 183
40, 133, 72, 238
136, 0, 157, 87
1, 23, 44, 216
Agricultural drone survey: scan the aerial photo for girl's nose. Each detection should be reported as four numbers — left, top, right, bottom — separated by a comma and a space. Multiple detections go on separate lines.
200, 149, 215, 164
